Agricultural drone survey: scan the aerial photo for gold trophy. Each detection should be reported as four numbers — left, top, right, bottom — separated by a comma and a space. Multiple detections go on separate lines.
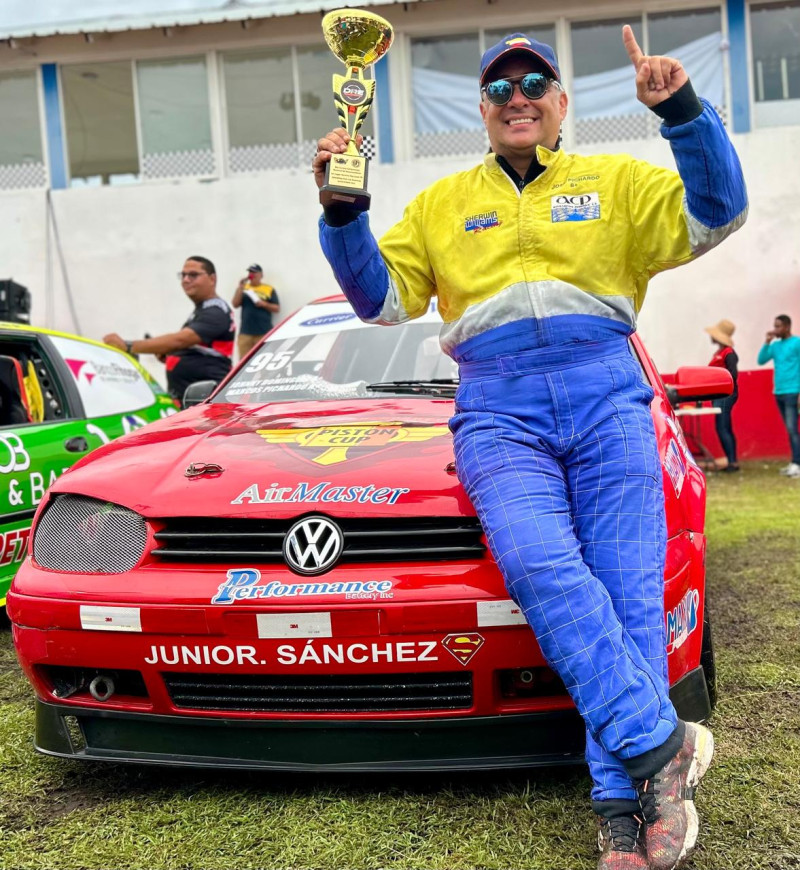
320, 8, 394, 211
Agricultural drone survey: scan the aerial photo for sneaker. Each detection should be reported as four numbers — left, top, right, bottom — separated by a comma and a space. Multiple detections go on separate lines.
785, 463, 800, 478
636, 722, 714, 870
596, 814, 648, 869
779, 462, 797, 475
719, 464, 740, 473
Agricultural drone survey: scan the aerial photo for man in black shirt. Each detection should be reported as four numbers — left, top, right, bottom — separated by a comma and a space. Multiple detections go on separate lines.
104, 255, 235, 403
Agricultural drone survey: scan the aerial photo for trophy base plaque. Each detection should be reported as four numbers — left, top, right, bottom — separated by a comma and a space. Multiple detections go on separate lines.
320, 152, 371, 212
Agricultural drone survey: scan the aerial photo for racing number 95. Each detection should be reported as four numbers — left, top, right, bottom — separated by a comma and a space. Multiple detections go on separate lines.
244, 350, 293, 374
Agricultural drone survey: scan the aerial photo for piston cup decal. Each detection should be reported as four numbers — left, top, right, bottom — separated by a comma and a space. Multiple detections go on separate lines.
257, 424, 450, 466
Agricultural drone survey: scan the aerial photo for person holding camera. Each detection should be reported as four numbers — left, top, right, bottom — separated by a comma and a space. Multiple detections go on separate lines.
231, 263, 280, 360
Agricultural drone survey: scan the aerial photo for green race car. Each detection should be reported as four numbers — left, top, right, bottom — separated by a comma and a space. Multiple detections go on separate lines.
0, 322, 175, 605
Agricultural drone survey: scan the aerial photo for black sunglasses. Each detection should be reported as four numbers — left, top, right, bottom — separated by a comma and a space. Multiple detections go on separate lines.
481, 72, 557, 106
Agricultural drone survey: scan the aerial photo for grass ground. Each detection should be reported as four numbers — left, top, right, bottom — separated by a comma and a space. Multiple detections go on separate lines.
1, 462, 798, 870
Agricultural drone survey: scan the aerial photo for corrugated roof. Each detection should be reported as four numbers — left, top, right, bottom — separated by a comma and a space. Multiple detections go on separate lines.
1, 0, 425, 41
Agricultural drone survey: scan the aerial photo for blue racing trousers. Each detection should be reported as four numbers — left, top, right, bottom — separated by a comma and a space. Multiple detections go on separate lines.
450, 338, 678, 804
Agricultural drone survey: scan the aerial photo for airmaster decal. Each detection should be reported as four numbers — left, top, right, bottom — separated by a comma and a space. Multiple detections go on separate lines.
256, 423, 450, 466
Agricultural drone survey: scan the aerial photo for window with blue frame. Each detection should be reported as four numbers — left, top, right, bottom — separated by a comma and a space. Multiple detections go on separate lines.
751, 1, 800, 127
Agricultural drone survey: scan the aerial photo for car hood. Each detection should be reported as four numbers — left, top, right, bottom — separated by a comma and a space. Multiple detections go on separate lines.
53, 399, 474, 518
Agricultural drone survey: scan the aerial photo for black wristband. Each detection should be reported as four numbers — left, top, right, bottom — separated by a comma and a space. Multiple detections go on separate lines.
323, 205, 362, 227
650, 79, 703, 127
125, 341, 133, 355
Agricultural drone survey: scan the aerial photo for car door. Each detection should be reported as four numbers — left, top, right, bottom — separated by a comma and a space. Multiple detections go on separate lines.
45, 332, 176, 442
0, 330, 91, 605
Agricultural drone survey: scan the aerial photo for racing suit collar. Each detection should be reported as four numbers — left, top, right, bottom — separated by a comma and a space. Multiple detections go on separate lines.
484, 144, 564, 190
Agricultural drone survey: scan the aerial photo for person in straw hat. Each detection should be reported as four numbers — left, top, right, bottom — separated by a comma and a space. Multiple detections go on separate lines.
705, 319, 740, 472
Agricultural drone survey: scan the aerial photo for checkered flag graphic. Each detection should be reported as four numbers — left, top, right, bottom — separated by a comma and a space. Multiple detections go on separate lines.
0, 161, 47, 190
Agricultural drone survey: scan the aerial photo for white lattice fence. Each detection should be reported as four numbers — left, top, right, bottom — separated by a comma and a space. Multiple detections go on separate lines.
142, 149, 216, 179
577, 104, 728, 146
230, 142, 303, 173
576, 113, 656, 146
230, 136, 377, 175
414, 128, 488, 160
0, 161, 47, 190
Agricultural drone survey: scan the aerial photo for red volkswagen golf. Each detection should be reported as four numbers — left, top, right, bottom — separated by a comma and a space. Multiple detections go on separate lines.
8, 296, 731, 771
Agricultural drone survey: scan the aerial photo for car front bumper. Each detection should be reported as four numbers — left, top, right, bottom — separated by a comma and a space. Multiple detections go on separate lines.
32, 667, 710, 772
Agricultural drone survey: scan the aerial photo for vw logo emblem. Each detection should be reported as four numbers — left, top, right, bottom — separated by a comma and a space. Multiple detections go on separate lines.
283, 516, 344, 576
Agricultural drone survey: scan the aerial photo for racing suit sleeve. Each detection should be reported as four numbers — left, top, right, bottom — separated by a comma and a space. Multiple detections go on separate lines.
318, 198, 435, 325
628, 91, 748, 277
757, 342, 774, 365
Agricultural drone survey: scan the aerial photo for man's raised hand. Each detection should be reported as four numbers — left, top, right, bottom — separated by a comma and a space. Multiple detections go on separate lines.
312, 128, 363, 190
622, 24, 688, 108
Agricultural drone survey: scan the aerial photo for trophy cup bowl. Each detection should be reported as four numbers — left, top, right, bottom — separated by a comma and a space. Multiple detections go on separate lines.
322, 9, 394, 68
319, 9, 394, 211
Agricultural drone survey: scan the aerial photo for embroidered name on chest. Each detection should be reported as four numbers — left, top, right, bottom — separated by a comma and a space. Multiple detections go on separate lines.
551, 193, 601, 222
465, 211, 501, 233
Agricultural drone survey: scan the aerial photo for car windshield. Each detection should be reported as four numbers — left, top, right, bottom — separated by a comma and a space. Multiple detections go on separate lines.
215, 300, 458, 403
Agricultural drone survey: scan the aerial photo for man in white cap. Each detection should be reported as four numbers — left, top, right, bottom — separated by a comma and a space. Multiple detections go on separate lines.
313, 26, 747, 870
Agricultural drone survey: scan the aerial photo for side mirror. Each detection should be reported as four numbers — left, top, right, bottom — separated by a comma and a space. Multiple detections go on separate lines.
181, 380, 217, 409
664, 366, 733, 407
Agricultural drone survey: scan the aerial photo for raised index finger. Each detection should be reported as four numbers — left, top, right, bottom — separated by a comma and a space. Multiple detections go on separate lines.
622, 24, 643, 67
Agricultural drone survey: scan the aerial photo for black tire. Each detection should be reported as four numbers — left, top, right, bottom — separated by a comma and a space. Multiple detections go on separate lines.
700, 603, 717, 711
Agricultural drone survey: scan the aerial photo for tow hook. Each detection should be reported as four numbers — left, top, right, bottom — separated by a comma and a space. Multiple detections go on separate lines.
88, 674, 115, 702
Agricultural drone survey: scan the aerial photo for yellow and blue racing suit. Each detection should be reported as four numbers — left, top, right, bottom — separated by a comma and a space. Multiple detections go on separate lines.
319, 94, 747, 809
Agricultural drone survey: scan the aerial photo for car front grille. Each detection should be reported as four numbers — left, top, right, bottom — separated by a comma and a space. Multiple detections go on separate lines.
162, 671, 474, 713
151, 516, 486, 563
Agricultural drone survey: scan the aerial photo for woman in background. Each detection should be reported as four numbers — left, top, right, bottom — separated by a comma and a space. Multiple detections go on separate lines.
705, 319, 740, 472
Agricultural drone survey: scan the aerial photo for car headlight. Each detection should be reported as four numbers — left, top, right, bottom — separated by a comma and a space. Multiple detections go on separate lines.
33, 495, 147, 573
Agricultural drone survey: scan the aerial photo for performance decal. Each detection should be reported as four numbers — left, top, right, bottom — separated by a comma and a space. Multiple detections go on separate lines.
211, 569, 395, 604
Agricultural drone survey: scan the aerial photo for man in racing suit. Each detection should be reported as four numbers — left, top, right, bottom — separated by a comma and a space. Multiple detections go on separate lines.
313, 26, 747, 870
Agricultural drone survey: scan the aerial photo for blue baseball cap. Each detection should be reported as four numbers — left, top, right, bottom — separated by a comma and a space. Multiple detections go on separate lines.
479, 33, 561, 85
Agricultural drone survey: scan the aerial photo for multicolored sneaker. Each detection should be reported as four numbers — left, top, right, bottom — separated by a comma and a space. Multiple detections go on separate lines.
636, 722, 715, 870
596, 814, 648, 869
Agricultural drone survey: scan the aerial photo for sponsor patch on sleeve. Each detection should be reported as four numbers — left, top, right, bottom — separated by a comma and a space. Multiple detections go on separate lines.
551, 193, 601, 222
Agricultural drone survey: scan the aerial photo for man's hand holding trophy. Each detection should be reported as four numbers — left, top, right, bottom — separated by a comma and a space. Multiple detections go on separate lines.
313, 8, 394, 212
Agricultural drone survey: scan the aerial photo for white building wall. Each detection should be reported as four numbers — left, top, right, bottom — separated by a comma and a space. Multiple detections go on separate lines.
0, 121, 792, 387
